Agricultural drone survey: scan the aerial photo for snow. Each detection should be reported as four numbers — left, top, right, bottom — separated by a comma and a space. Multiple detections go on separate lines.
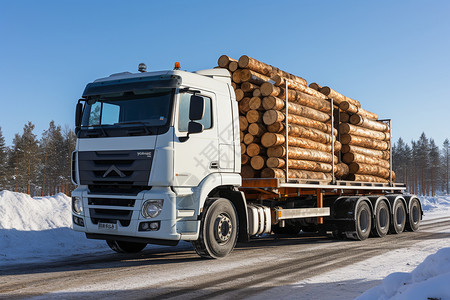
1, 191, 450, 299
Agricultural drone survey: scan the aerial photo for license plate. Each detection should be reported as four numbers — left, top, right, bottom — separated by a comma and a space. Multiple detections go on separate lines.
98, 222, 117, 231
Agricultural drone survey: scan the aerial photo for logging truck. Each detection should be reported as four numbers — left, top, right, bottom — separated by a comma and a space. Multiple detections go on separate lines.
71, 60, 422, 258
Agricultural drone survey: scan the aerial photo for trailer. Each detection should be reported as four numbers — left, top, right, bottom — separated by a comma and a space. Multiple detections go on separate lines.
71, 61, 422, 258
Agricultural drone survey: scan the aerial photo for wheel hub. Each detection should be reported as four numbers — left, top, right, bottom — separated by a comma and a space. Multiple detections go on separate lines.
215, 214, 232, 243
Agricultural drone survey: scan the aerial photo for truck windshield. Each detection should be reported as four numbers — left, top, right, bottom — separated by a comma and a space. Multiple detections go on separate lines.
81, 89, 173, 128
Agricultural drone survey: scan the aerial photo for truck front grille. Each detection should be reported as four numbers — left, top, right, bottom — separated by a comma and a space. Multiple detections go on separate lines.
88, 198, 136, 207
89, 208, 133, 227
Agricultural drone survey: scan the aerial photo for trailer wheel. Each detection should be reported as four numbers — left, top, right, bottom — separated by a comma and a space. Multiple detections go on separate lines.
106, 240, 147, 253
371, 201, 390, 237
192, 198, 238, 259
406, 198, 421, 232
390, 200, 406, 234
355, 201, 371, 240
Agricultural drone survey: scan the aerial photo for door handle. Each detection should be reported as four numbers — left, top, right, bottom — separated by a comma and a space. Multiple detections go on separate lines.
210, 162, 219, 169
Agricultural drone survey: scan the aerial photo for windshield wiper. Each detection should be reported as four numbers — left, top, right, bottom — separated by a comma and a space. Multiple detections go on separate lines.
82, 124, 109, 137
116, 121, 151, 134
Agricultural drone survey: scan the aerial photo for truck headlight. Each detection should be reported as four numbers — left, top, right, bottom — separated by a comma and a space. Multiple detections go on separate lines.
142, 200, 163, 218
72, 196, 83, 215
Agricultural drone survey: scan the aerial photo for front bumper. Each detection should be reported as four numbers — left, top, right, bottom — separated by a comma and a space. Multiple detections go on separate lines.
71, 186, 200, 242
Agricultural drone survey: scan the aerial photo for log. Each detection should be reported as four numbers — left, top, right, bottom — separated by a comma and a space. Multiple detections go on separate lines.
340, 112, 350, 123
241, 165, 256, 178
241, 82, 259, 93
342, 152, 390, 169
261, 168, 332, 180
240, 143, 246, 154
246, 110, 262, 123
248, 123, 266, 137
228, 61, 239, 72
262, 96, 286, 111
261, 132, 340, 152
232, 70, 243, 84
341, 144, 390, 160
349, 114, 389, 132
238, 97, 251, 114
239, 116, 248, 131
238, 55, 273, 76
335, 163, 349, 178
340, 123, 390, 141
266, 157, 332, 173
320, 86, 361, 107
241, 154, 250, 165
238, 55, 307, 86
309, 82, 322, 91
248, 97, 263, 110
231, 82, 237, 90
260, 82, 282, 97
339, 101, 378, 120
243, 133, 260, 145
240, 69, 270, 85
347, 174, 388, 183
266, 123, 335, 145
235, 89, 247, 101
267, 146, 338, 163
340, 134, 389, 151
252, 89, 262, 97
349, 162, 390, 179
218, 55, 237, 68
263, 110, 333, 134
262, 101, 331, 123
250, 156, 266, 170
247, 143, 266, 157
295, 91, 332, 113
271, 75, 326, 99
240, 131, 244, 142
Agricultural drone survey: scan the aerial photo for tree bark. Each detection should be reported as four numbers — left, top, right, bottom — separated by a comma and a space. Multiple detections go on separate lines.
349, 162, 390, 179
340, 123, 390, 141
266, 157, 333, 173
340, 134, 389, 151
342, 152, 390, 169
341, 144, 390, 160
265, 123, 335, 145
240, 69, 271, 85
267, 145, 338, 163
339, 101, 378, 120
263, 110, 333, 134
261, 168, 332, 180
349, 114, 389, 132
238, 55, 274, 76
320, 86, 361, 107
347, 174, 388, 183
271, 75, 325, 99
261, 132, 341, 152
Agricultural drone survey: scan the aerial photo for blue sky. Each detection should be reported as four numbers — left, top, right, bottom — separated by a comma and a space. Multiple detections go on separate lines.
1, 0, 449, 146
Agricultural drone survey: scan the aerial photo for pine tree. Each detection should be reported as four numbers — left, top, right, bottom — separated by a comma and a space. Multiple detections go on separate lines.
443, 139, 449, 195
429, 139, 440, 196
40, 121, 65, 195
0, 127, 8, 189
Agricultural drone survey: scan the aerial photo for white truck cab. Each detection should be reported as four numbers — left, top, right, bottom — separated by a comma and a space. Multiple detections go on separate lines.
72, 65, 245, 258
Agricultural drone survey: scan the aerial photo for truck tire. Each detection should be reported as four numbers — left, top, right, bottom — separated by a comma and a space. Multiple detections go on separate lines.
406, 198, 421, 232
106, 240, 147, 253
192, 198, 238, 259
390, 200, 406, 234
371, 200, 390, 237
355, 201, 371, 240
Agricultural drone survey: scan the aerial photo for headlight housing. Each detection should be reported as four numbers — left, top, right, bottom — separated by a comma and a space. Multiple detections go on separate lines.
72, 196, 83, 215
142, 200, 163, 218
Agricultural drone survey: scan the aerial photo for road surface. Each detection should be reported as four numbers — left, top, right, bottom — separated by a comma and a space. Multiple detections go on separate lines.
1, 216, 449, 300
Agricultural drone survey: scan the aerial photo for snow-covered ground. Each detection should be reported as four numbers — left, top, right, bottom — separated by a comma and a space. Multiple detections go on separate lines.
1, 191, 449, 299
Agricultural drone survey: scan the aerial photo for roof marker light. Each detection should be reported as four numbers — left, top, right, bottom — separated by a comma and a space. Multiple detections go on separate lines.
174, 62, 181, 70
138, 63, 147, 73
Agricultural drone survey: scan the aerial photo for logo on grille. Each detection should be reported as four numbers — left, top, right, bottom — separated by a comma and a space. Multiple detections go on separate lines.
103, 165, 126, 178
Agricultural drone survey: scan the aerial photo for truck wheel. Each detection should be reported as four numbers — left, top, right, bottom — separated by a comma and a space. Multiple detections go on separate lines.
406, 198, 421, 232
192, 198, 238, 259
355, 201, 371, 240
371, 201, 390, 237
390, 200, 406, 234
106, 240, 147, 253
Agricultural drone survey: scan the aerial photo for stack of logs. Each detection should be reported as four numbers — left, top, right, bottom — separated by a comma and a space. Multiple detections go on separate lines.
217, 54, 393, 183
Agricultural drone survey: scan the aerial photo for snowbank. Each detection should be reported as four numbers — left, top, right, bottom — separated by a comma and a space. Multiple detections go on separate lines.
0, 191, 108, 266
356, 247, 450, 300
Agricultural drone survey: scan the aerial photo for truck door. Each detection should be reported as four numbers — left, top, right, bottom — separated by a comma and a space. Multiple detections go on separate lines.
173, 90, 218, 186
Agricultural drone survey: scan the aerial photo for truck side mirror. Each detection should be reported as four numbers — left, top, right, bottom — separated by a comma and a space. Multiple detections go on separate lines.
188, 121, 203, 134
75, 102, 83, 133
189, 95, 204, 121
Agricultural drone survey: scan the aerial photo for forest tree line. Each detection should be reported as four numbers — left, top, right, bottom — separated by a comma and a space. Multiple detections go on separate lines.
0, 123, 449, 196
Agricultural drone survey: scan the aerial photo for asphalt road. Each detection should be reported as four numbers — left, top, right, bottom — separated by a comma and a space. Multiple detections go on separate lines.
1, 216, 449, 300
